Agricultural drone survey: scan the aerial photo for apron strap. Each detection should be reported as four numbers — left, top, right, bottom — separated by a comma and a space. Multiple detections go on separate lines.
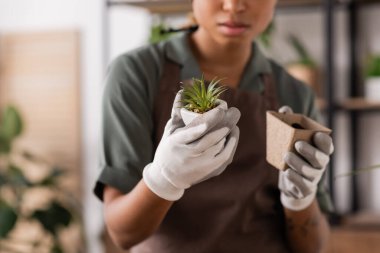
261, 73, 280, 111
152, 59, 182, 148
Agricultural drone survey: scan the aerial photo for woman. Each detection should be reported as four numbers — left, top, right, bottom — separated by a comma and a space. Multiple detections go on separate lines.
94, 0, 334, 252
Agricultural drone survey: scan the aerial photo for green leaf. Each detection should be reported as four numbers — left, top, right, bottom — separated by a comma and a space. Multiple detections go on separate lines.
181, 76, 227, 113
287, 34, 316, 67
0, 133, 11, 154
0, 172, 7, 187
8, 164, 31, 187
51, 243, 64, 253
149, 24, 172, 44
0, 106, 23, 143
258, 21, 275, 49
0, 201, 18, 238
36, 167, 65, 187
335, 164, 380, 179
366, 55, 380, 77
31, 201, 72, 236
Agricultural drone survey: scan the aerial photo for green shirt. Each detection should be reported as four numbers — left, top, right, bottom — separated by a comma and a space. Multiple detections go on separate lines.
94, 32, 333, 213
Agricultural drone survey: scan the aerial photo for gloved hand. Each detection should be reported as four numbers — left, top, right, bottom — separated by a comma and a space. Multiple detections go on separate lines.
143, 90, 241, 201
277, 106, 334, 211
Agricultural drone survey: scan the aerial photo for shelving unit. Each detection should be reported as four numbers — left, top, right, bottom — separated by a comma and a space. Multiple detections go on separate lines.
107, 0, 191, 13
103, 0, 380, 214
106, 0, 380, 13
338, 98, 380, 111
106, 0, 338, 13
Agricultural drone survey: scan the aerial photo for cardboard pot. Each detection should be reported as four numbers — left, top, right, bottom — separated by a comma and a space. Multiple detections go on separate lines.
266, 111, 332, 170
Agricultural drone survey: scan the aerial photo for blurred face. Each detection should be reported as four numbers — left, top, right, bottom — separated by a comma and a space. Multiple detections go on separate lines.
192, 0, 277, 46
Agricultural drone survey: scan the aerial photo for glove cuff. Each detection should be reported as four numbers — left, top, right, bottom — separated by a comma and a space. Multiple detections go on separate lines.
143, 163, 184, 201
280, 191, 316, 211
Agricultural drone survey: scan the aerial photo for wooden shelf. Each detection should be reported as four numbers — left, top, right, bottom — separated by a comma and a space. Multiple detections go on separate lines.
107, 0, 191, 13
338, 98, 380, 111
107, 0, 380, 13
327, 212, 380, 253
106, 0, 331, 14
107, 0, 330, 13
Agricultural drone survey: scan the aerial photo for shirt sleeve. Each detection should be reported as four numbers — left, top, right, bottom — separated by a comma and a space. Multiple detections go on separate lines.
93, 53, 155, 201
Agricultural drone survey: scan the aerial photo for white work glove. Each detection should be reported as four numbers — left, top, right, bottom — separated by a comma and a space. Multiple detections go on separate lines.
278, 106, 334, 211
143, 91, 241, 201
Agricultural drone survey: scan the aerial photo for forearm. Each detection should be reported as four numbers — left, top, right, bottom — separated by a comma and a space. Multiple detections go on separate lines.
103, 180, 173, 249
284, 199, 330, 253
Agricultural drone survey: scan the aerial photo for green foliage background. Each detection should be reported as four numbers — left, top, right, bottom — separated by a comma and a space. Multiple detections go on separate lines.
0, 106, 83, 253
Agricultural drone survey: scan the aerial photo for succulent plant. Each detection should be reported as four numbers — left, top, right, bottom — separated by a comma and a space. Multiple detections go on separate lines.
181, 76, 227, 114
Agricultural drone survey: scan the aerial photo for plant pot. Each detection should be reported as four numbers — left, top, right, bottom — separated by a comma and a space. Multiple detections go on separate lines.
266, 111, 332, 171
286, 64, 321, 97
180, 99, 227, 125
364, 77, 380, 101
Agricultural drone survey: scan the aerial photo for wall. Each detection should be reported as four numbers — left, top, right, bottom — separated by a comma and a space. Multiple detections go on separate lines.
0, 1, 104, 252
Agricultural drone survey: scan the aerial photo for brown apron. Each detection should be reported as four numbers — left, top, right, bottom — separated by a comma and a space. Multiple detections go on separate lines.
132, 58, 291, 253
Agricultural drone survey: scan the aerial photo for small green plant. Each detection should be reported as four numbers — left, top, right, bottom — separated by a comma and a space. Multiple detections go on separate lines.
258, 20, 275, 49
287, 34, 316, 67
181, 76, 227, 114
335, 164, 380, 179
365, 55, 380, 78
0, 105, 84, 253
149, 23, 173, 44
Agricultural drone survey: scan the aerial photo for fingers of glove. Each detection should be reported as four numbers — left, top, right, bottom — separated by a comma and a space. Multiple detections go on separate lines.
169, 127, 238, 189
220, 107, 241, 130
171, 90, 183, 118
173, 108, 225, 144
191, 138, 228, 184
201, 127, 239, 178
313, 132, 334, 155
215, 99, 228, 110
206, 107, 240, 140
278, 105, 294, 114
281, 169, 315, 198
284, 152, 323, 183
189, 128, 228, 153
213, 126, 240, 167
162, 118, 174, 139
170, 90, 185, 131
161, 136, 225, 189
295, 141, 330, 169
202, 136, 227, 158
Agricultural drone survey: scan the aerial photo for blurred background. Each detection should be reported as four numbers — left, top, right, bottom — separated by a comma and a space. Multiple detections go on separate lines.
1, 0, 380, 252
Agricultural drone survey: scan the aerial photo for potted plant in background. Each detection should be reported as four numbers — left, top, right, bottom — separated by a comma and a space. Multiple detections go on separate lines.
364, 55, 380, 101
257, 20, 275, 51
180, 76, 227, 125
0, 106, 84, 253
149, 13, 198, 44
149, 23, 173, 44
335, 163, 380, 179
286, 34, 322, 98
